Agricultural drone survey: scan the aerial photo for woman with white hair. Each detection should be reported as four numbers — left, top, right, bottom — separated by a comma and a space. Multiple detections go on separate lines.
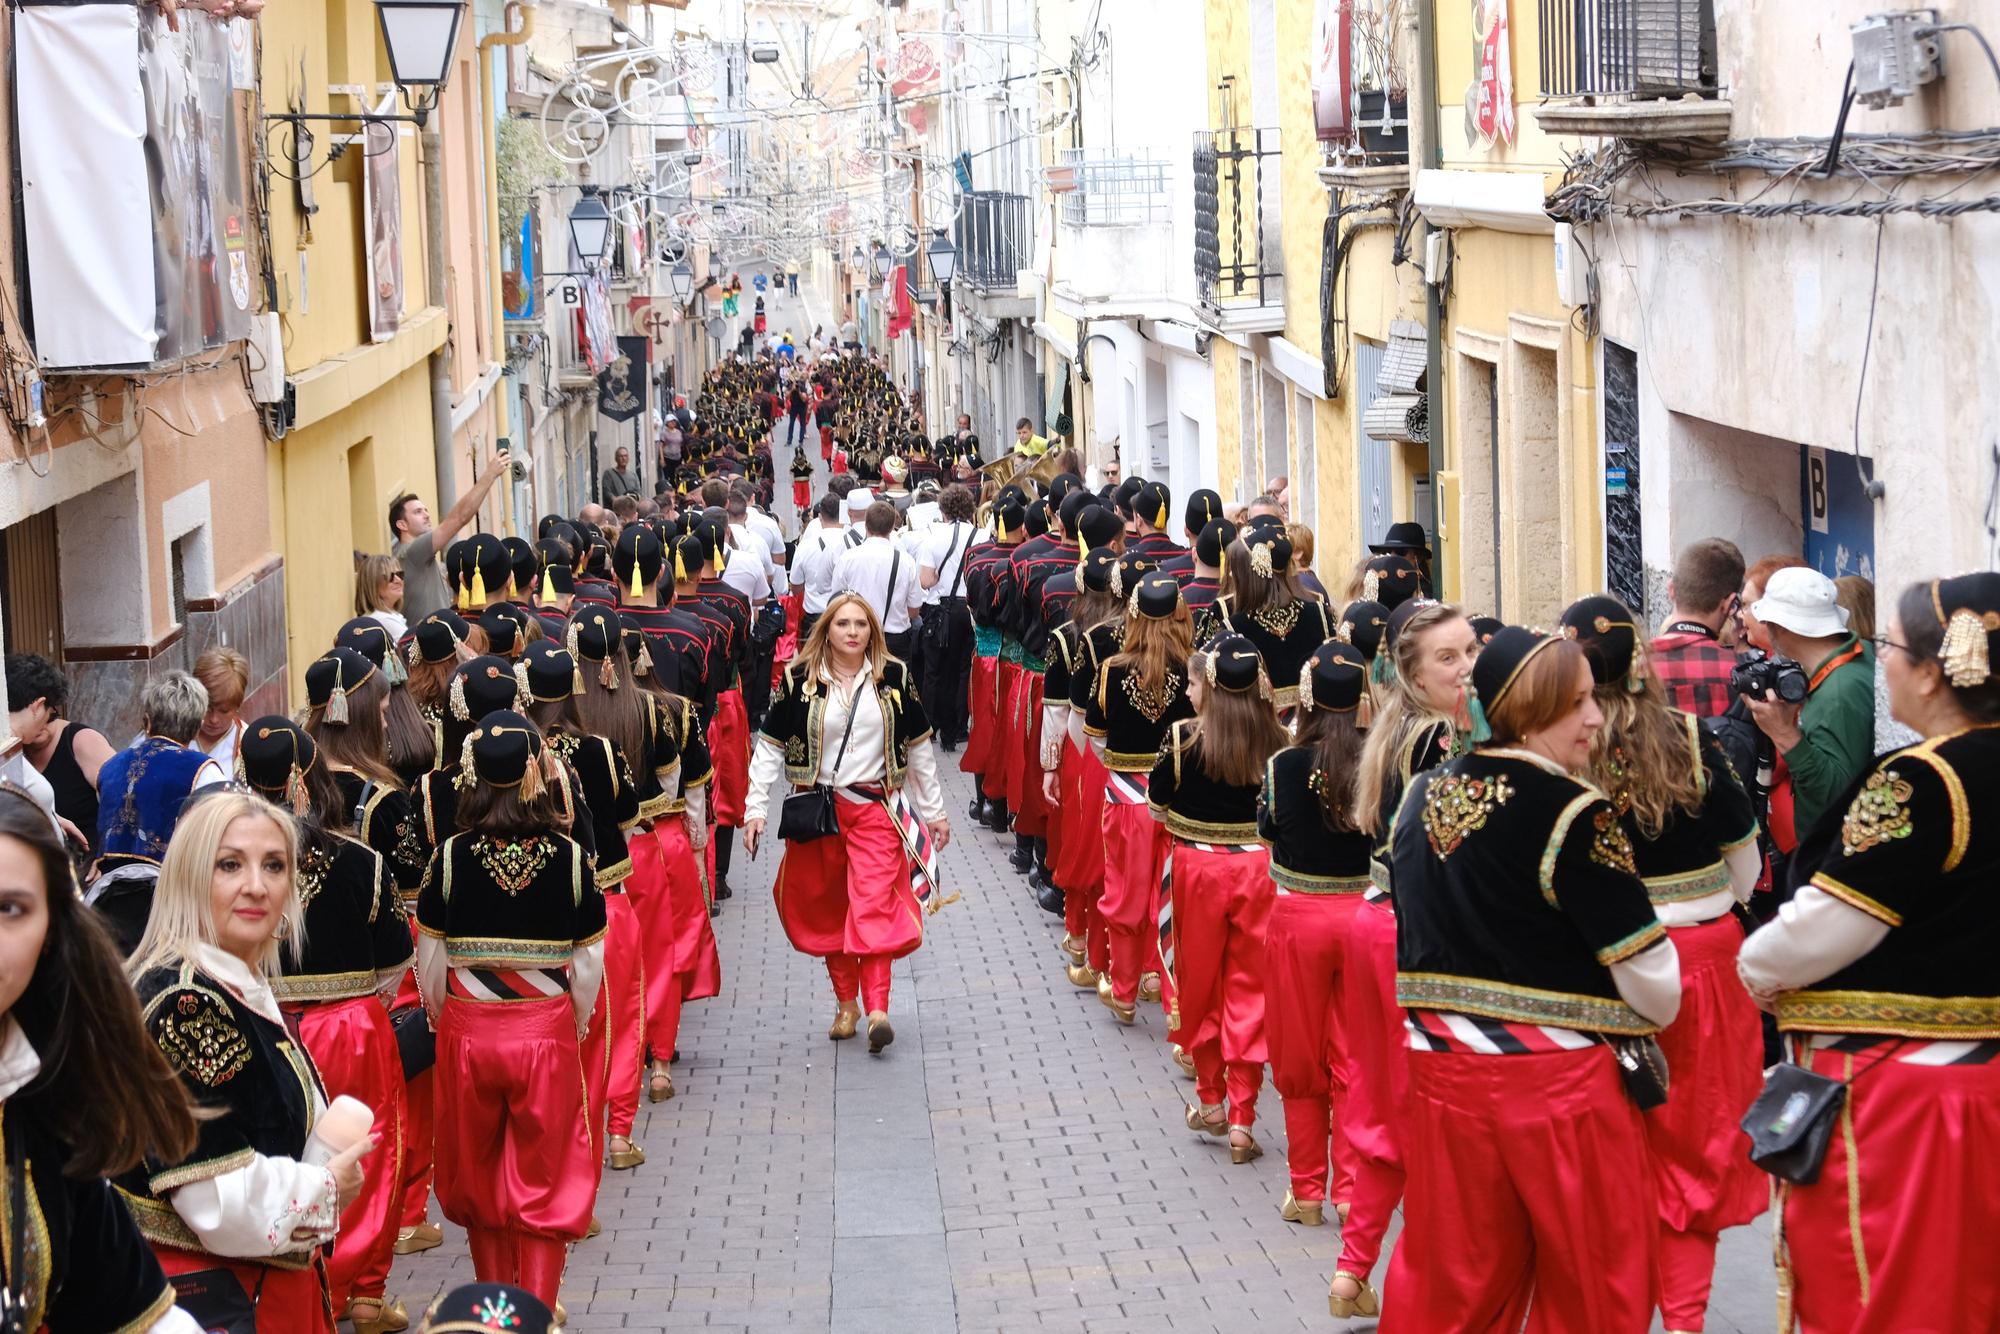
122, 790, 376, 1333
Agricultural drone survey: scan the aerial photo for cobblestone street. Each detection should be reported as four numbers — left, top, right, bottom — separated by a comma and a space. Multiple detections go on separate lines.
388, 774, 1779, 1334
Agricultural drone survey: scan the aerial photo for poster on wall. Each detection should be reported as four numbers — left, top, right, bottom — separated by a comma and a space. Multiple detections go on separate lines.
363, 111, 404, 342
1466, 0, 1516, 147
1311, 0, 1350, 140
502, 209, 539, 321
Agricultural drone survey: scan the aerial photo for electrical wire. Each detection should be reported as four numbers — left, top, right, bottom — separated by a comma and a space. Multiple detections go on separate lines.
1850, 215, 1888, 498
1927, 23, 2000, 92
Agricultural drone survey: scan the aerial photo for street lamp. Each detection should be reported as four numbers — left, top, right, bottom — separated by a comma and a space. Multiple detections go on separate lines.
669, 261, 696, 303
850, 245, 865, 271
568, 185, 613, 267
925, 229, 957, 286
373, 0, 467, 122
871, 243, 891, 281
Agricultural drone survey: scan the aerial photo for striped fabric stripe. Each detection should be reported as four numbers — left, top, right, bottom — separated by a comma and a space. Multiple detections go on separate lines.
1405, 1008, 1601, 1055
1106, 771, 1150, 806
447, 967, 570, 1002
1807, 1032, 2000, 1066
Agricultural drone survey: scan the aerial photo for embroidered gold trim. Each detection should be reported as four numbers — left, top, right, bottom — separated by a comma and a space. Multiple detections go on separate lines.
1595, 919, 1666, 966
594, 855, 634, 889
1250, 600, 1301, 638
444, 936, 574, 967
1395, 972, 1657, 1035
1102, 748, 1159, 771
155, 991, 253, 1087
119, 1189, 316, 1272
1774, 989, 2000, 1039
1269, 865, 1370, 894
1420, 772, 1515, 861
1810, 873, 1904, 927
147, 1146, 258, 1194
1589, 807, 1639, 876
1541, 793, 1602, 907
1642, 860, 1733, 905
1900, 745, 1970, 872
1122, 668, 1184, 723
1164, 814, 1262, 843
472, 835, 557, 896
1838, 767, 1915, 859
271, 969, 378, 1003
294, 841, 335, 909
112, 1284, 178, 1334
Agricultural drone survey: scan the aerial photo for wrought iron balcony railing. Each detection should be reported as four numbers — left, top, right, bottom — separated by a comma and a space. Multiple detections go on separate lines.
1538, 0, 1718, 99
954, 190, 1032, 292
1193, 126, 1282, 315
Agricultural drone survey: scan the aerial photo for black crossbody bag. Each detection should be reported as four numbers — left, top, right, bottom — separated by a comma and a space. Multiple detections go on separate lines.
777, 680, 865, 844
921, 525, 968, 652
1740, 1039, 1904, 1184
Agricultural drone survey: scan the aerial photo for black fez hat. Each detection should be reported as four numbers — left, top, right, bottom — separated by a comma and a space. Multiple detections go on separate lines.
478, 603, 526, 657
461, 533, 510, 602
1184, 489, 1223, 536
1138, 480, 1172, 531
1469, 615, 1506, 647
305, 648, 376, 724
1931, 571, 2000, 689
1024, 499, 1050, 538
1559, 595, 1645, 692
1243, 511, 1285, 537
1081, 546, 1120, 595
465, 711, 544, 790
1384, 598, 1438, 659
520, 640, 575, 702
993, 501, 1026, 540
1130, 571, 1182, 621
695, 517, 730, 569
537, 514, 570, 542
335, 617, 396, 671
999, 484, 1029, 508
1204, 634, 1266, 693
238, 716, 316, 799
567, 606, 623, 694
1194, 518, 1238, 569
534, 539, 576, 599
502, 536, 539, 593
1113, 475, 1145, 516
1077, 505, 1125, 552
448, 655, 525, 723
670, 533, 707, 585
419, 1282, 556, 1334
1471, 626, 1563, 723
1360, 554, 1423, 611
442, 539, 469, 595
616, 613, 656, 678
1048, 473, 1082, 508
1299, 640, 1370, 714
1370, 520, 1432, 559
411, 610, 472, 666
1242, 529, 1294, 578
614, 524, 665, 592
1339, 600, 1390, 661
1057, 489, 1096, 534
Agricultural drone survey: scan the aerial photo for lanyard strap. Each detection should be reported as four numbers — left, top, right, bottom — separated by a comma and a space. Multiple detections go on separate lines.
1809, 641, 1865, 691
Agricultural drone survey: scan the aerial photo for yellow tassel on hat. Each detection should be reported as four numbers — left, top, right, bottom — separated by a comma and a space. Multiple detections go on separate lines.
541, 568, 557, 604
715, 542, 728, 573
629, 559, 645, 601
470, 563, 488, 607
1157, 501, 1169, 528
673, 545, 688, 585
455, 580, 469, 612
1077, 532, 1085, 562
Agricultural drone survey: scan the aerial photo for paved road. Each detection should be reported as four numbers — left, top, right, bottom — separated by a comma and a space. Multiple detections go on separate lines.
387, 280, 1781, 1330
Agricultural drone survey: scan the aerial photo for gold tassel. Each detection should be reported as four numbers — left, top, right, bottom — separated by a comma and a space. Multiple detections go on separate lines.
1357, 694, 1373, 730
455, 580, 469, 612
450, 672, 470, 722
286, 764, 310, 816
571, 653, 586, 696
1157, 501, 1169, 528
470, 562, 487, 607
674, 545, 687, 584
541, 568, 557, 604
629, 559, 645, 601
458, 729, 479, 780
1218, 548, 1226, 583
514, 661, 533, 703
636, 638, 654, 676
715, 541, 728, 573
1941, 606, 1992, 687
1078, 531, 1085, 562
601, 656, 619, 690
325, 660, 350, 725
520, 752, 545, 802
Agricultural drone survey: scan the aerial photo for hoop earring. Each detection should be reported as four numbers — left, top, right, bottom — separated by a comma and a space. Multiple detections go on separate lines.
273, 916, 292, 941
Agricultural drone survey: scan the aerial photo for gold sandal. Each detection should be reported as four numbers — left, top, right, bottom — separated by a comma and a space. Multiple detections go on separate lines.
345, 1297, 409, 1334
1059, 934, 1086, 967
1138, 972, 1162, 1003
1184, 1102, 1227, 1138
1280, 1189, 1323, 1226
1228, 1126, 1263, 1165
606, 1135, 646, 1170
646, 1065, 675, 1102
1065, 962, 1099, 989
1171, 1045, 1196, 1080
1329, 1270, 1380, 1318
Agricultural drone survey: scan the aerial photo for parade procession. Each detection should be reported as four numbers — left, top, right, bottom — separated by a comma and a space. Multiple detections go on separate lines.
0, 0, 1996, 1330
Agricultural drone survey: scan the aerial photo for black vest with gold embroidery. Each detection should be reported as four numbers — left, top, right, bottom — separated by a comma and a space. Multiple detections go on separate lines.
275, 833, 414, 1003
1147, 719, 1259, 841
1372, 717, 1460, 893
1782, 725, 2000, 1039
1617, 712, 1759, 908
1068, 622, 1124, 712
1390, 750, 1666, 1036
1203, 594, 1335, 709
119, 962, 327, 1270
416, 832, 608, 969
639, 693, 705, 818
1043, 621, 1082, 710
333, 769, 421, 894
547, 729, 640, 889
1259, 746, 1373, 891
757, 658, 932, 791
1083, 661, 1195, 772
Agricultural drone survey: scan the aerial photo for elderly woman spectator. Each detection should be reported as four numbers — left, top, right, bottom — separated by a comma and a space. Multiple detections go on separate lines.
89, 673, 228, 953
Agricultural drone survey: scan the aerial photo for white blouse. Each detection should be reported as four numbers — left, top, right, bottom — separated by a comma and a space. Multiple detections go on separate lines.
169, 946, 340, 1259
746, 670, 947, 825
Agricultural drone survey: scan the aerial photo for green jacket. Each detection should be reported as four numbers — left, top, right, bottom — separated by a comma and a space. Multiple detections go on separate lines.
1784, 634, 1876, 838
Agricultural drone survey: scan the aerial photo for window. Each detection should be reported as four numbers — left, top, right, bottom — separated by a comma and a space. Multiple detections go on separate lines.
1237, 356, 1257, 501
1293, 389, 1317, 530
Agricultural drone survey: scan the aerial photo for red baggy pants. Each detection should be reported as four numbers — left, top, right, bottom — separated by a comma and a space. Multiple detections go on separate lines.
1099, 799, 1169, 1006
580, 892, 645, 1142
1335, 899, 1409, 1281
773, 796, 921, 1013
1168, 842, 1273, 1126
1263, 890, 1363, 1204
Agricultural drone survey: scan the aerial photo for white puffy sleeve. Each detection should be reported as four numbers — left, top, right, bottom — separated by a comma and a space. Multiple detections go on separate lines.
169, 1158, 339, 1258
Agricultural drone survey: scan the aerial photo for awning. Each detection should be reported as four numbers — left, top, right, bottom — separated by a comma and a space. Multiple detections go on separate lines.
1363, 392, 1426, 443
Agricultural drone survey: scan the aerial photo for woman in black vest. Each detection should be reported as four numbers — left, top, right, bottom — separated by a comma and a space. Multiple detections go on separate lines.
743, 593, 951, 1053
1738, 573, 2000, 1333
1198, 530, 1333, 714
1384, 628, 1678, 1333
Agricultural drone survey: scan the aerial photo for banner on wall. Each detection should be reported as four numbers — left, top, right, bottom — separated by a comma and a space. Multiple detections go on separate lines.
502, 209, 539, 321
1311, 0, 1351, 140
596, 336, 649, 423
363, 105, 405, 342
1467, 0, 1517, 147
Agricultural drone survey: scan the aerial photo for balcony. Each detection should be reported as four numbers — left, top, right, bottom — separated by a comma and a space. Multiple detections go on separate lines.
1534, 0, 1730, 140
1050, 150, 1171, 228
953, 191, 1032, 295
1193, 126, 1284, 334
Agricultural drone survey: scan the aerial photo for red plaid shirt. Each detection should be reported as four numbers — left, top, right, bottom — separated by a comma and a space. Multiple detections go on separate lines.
1650, 624, 1736, 719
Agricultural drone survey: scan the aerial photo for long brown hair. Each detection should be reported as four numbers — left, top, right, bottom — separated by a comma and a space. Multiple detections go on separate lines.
792, 592, 890, 687
1353, 603, 1466, 836
1484, 640, 1590, 746
1294, 705, 1365, 833
1185, 651, 1287, 787
1071, 586, 1122, 637
572, 644, 649, 769
1107, 602, 1193, 694
456, 753, 564, 838
1222, 536, 1307, 619
304, 669, 400, 788
1588, 676, 1708, 838
385, 684, 437, 780
0, 789, 201, 1176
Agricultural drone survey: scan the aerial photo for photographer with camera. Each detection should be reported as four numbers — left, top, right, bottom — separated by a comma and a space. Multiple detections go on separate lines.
1738, 566, 1875, 870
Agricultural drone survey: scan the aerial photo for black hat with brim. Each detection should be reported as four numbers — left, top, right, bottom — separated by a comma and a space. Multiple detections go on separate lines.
1369, 521, 1432, 558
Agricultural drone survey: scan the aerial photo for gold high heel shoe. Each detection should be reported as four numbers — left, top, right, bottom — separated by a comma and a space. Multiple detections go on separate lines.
828, 1000, 861, 1040
1328, 1270, 1380, 1319
1066, 962, 1100, 989
1280, 1189, 1324, 1226
1095, 972, 1114, 1003
646, 1064, 675, 1102
606, 1135, 645, 1170
1138, 972, 1162, 1003
553, 1298, 568, 1329
345, 1297, 410, 1334
1184, 1103, 1227, 1138
1228, 1127, 1263, 1165
1102, 991, 1137, 1024
586, 1215, 601, 1238
393, 1222, 442, 1255
1059, 934, 1086, 967
1171, 1045, 1196, 1080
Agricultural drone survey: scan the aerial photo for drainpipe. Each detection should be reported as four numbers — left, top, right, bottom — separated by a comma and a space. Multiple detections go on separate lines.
424, 120, 458, 516
1415, 0, 1447, 599
480, 4, 534, 448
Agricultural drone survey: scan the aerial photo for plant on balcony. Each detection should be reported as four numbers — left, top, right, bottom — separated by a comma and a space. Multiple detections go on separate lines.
1347, 0, 1409, 159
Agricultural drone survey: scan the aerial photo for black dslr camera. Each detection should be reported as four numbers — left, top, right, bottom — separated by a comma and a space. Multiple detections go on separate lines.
1732, 648, 1809, 704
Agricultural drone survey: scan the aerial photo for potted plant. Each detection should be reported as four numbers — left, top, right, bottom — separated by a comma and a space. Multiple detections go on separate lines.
1349, 0, 1410, 160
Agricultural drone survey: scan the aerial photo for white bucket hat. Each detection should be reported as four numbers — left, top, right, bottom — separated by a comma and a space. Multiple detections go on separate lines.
846, 488, 875, 515
1753, 567, 1850, 639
